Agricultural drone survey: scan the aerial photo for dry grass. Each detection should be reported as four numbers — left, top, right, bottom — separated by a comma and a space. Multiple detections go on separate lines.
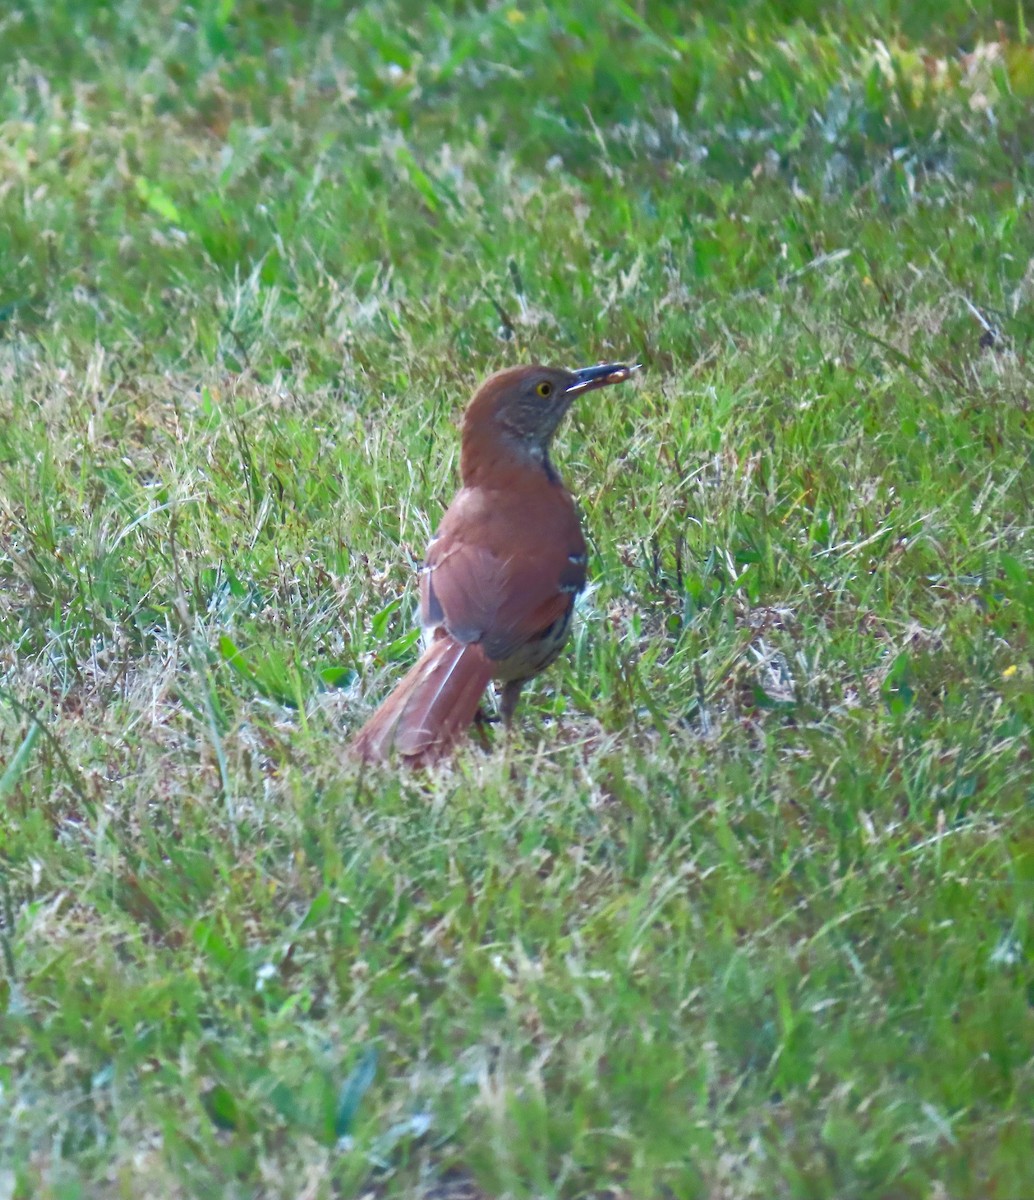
2, 2, 1034, 1197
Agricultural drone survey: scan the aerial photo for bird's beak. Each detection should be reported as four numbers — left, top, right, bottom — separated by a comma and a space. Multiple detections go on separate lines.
565, 362, 641, 395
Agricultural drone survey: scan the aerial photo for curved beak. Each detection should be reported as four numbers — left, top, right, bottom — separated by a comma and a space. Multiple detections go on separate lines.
566, 362, 641, 395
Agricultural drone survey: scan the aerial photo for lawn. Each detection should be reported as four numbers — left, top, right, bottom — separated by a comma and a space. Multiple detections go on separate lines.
1, 1, 1033, 1196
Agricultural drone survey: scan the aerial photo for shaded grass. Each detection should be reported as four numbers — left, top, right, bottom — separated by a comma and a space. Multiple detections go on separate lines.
2, 2, 1034, 1197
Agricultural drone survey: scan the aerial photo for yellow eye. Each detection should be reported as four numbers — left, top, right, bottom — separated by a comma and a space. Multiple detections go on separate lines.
536, 381, 553, 397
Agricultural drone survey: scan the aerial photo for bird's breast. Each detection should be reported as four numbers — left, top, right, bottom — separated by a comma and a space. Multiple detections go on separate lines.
490, 601, 576, 683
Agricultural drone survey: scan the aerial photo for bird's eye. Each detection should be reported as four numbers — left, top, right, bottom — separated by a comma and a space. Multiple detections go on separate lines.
536, 381, 553, 397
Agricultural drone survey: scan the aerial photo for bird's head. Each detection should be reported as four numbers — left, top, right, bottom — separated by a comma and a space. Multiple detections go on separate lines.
460, 362, 638, 482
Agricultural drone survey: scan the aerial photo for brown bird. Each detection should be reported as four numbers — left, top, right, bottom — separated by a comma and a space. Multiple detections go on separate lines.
351, 361, 638, 766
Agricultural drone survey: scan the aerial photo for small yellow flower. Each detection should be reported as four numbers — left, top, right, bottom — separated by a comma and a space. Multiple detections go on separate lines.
1002, 664, 1018, 679
506, 8, 526, 24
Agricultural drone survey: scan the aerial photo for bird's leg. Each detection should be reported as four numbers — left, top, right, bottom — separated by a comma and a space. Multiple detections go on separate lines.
470, 709, 494, 752
500, 679, 525, 727
469, 703, 494, 755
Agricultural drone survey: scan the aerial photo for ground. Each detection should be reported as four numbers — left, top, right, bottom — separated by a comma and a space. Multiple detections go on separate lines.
1, 1, 1033, 1197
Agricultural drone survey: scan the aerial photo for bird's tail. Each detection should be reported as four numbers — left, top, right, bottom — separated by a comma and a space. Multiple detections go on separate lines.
350, 635, 494, 766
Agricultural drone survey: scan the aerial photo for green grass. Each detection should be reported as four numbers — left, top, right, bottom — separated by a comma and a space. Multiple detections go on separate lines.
2, 1, 1034, 1196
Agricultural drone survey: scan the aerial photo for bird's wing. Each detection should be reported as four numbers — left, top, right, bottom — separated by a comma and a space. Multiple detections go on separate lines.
420, 488, 586, 663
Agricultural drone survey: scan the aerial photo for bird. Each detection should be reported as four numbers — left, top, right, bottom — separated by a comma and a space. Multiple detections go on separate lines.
351, 361, 638, 766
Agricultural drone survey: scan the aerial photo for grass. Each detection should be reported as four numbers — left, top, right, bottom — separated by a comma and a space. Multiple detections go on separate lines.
1, 1, 1033, 1196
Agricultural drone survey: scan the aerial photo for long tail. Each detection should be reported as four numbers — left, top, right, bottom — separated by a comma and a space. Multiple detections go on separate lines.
350, 635, 494, 766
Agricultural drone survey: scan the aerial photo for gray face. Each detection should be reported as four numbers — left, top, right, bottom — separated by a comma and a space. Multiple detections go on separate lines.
495, 363, 638, 451
496, 367, 579, 448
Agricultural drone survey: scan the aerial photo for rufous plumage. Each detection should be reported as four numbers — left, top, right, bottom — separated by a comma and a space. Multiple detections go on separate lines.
351, 361, 638, 766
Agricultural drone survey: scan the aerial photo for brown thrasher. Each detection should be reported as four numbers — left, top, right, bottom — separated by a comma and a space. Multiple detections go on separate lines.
351, 361, 638, 766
